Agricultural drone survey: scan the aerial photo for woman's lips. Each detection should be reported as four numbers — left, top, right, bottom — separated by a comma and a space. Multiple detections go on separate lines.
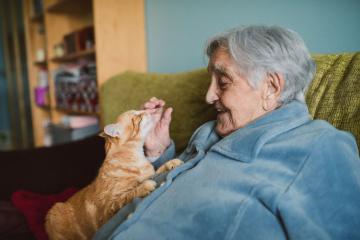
215, 104, 226, 112
216, 110, 228, 121
214, 103, 228, 120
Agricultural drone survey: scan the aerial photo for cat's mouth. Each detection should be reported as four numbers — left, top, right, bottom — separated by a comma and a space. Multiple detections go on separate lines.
137, 112, 154, 138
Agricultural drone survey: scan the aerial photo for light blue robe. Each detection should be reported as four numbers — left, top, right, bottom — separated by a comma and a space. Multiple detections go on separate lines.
95, 100, 360, 239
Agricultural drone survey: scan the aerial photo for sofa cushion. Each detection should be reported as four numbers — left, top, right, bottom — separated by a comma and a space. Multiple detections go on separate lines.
0, 201, 34, 240
11, 188, 78, 240
308, 53, 360, 148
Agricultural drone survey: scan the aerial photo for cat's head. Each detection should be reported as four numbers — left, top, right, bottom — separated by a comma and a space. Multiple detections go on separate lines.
99, 110, 153, 153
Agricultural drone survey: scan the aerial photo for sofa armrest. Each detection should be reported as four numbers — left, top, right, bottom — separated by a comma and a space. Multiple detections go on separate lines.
0, 135, 105, 200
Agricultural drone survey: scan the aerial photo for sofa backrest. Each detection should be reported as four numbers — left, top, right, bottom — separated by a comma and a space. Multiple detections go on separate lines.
101, 52, 360, 152
306, 53, 360, 150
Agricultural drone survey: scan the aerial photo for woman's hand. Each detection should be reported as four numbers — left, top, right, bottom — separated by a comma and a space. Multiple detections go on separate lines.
141, 97, 173, 157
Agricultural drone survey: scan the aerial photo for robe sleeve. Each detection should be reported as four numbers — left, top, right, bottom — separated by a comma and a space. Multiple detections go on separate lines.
277, 131, 360, 239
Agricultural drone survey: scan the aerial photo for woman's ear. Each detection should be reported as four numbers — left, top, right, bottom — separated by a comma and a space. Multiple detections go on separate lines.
103, 123, 122, 138
262, 72, 284, 111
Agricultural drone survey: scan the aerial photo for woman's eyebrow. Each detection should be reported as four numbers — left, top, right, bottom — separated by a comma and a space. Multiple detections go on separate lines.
215, 66, 236, 80
209, 64, 227, 75
208, 64, 235, 82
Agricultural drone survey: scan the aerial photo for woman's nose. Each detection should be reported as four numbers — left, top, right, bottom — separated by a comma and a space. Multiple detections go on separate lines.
206, 80, 219, 104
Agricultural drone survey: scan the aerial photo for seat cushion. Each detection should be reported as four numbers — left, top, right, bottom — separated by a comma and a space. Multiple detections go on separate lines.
0, 201, 34, 240
11, 188, 78, 240
308, 53, 360, 148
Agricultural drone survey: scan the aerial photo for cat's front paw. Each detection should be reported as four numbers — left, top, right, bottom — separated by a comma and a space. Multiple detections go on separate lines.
156, 159, 184, 174
138, 179, 157, 197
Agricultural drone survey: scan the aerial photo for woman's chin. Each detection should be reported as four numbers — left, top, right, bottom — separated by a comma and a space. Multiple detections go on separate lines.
215, 122, 232, 137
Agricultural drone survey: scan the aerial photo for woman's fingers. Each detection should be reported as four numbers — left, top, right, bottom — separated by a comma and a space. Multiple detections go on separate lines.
149, 97, 165, 108
143, 108, 157, 114
141, 97, 165, 110
161, 107, 173, 127
142, 102, 155, 109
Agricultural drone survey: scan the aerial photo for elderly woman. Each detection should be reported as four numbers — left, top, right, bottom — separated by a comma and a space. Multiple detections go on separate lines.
95, 26, 360, 239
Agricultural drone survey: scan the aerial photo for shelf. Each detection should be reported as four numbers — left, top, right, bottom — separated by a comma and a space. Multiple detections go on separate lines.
56, 107, 99, 116
30, 14, 44, 22
34, 60, 47, 66
46, 0, 92, 13
51, 48, 95, 63
38, 104, 51, 110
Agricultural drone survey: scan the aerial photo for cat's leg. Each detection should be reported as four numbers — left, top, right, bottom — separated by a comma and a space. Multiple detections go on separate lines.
134, 179, 157, 198
45, 202, 87, 240
156, 158, 184, 174
121, 179, 157, 205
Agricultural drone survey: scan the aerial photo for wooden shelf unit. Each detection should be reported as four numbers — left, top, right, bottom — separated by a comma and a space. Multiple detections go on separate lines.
56, 107, 100, 116
30, 14, 44, 22
46, 0, 92, 13
23, 0, 147, 147
51, 48, 95, 63
24, 0, 50, 147
34, 60, 47, 66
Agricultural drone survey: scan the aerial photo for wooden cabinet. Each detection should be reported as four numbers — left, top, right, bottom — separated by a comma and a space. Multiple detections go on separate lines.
23, 0, 147, 147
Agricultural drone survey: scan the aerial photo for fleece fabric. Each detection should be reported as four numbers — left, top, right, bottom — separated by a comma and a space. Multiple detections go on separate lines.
95, 100, 360, 240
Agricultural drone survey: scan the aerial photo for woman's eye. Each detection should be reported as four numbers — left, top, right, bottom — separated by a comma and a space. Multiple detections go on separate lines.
219, 79, 230, 89
219, 83, 227, 89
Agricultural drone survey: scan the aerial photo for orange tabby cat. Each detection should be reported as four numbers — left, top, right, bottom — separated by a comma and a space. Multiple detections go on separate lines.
45, 110, 183, 240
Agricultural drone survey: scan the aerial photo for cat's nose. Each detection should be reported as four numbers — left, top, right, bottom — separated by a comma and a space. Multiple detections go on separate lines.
134, 110, 145, 116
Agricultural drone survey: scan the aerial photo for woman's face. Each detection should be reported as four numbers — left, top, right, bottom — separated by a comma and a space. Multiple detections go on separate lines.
206, 48, 267, 137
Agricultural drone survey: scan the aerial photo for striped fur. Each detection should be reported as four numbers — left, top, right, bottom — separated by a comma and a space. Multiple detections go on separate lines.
45, 111, 157, 239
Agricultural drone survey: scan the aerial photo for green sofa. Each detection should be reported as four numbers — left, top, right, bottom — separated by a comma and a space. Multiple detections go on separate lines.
102, 52, 360, 152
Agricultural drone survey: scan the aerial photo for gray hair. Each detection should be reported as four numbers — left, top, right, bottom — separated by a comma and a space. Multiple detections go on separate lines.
205, 25, 316, 104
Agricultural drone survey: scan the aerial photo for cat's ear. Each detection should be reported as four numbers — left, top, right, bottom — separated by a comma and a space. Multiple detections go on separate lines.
103, 123, 122, 138
98, 131, 107, 138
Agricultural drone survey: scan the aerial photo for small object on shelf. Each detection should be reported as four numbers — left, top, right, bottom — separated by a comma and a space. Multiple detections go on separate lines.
31, 0, 43, 19
38, 67, 48, 87
51, 48, 95, 63
77, 26, 95, 51
34, 86, 49, 106
43, 118, 52, 146
49, 122, 100, 145
63, 25, 95, 56
61, 115, 99, 129
36, 48, 46, 62
64, 32, 77, 55
53, 43, 65, 58
34, 68, 49, 107
54, 62, 98, 114
30, 13, 43, 22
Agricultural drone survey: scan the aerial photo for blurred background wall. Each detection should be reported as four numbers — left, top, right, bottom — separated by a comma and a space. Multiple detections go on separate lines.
145, 0, 360, 73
